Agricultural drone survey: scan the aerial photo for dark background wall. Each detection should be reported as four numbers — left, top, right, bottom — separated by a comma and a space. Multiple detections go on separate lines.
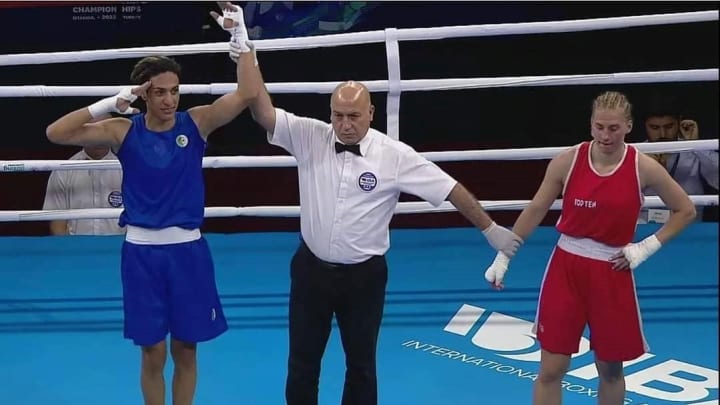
0, 2, 717, 235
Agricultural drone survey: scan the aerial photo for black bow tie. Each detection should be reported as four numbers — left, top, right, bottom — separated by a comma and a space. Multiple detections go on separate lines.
335, 142, 362, 156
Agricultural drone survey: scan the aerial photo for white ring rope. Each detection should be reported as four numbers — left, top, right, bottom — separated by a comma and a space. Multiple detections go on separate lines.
384, 27, 402, 141
1, 196, 716, 223
1, 69, 716, 98
2, 140, 717, 172
0, 11, 717, 224
1, 10, 715, 150
0, 11, 715, 66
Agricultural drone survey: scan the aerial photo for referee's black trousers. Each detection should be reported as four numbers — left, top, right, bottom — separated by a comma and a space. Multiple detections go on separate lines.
285, 242, 388, 405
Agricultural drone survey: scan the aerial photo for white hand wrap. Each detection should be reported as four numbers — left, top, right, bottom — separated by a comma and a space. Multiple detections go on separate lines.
87, 87, 138, 119
214, 5, 251, 53
484, 252, 510, 287
622, 235, 662, 270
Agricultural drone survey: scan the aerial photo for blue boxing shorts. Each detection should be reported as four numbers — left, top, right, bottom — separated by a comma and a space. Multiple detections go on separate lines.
120, 237, 228, 346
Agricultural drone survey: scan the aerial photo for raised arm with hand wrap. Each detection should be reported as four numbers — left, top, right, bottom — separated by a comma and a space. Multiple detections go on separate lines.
183, 2, 259, 139
211, 2, 273, 133
211, 2, 257, 66
211, 2, 252, 54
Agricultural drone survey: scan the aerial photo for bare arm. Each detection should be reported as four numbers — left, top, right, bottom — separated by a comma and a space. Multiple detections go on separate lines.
639, 153, 696, 244
447, 183, 493, 231
483, 147, 577, 288
610, 153, 697, 270
207, 2, 276, 134
189, 49, 259, 139
49, 220, 69, 235
512, 147, 574, 240
483, 148, 573, 289
46, 109, 129, 149
447, 182, 523, 257
248, 62, 277, 133
45, 83, 148, 148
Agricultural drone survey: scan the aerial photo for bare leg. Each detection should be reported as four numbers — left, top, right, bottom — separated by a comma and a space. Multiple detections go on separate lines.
595, 359, 625, 405
141, 340, 167, 405
170, 338, 197, 405
533, 349, 571, 405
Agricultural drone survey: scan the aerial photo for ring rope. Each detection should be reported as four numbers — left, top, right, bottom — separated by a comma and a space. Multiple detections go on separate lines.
0, 11, 716, 225
0, 11, 715, 66
384, 27, 402, 140
1, 69, 716, 98
0, 196, 716, 223
2, 140, 717, 172
2, 10, 714, 146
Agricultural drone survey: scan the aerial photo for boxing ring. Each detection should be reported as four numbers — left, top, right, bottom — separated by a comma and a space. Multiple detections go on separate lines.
0, 10, 718, 405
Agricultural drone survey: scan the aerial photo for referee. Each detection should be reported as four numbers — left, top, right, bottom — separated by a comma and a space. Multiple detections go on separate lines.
220, 9, 522, 402
255, 80, 520, 404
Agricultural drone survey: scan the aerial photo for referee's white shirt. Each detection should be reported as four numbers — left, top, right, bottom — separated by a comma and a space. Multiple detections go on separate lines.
42, 149, 125, 235
269, 108, 457, 264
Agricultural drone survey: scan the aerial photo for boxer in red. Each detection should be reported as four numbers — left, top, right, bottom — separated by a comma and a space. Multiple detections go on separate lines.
484, 91, 696, 405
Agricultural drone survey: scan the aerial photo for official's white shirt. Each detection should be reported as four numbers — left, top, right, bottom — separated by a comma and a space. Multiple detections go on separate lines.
269, 108, 457, 264
43, 149, 125, 235
645, 150, 718, 196
639, 149, 718, 223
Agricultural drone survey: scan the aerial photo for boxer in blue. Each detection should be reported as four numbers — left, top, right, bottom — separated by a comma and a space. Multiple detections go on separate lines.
45, 7, 258, 404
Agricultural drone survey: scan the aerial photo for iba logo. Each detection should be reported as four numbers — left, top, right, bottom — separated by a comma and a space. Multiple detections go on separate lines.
440, 304, 718, 405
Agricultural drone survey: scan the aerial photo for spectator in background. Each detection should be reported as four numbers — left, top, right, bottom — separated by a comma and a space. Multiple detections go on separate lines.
641, 95, 718, 223
242, 2, 378, 39
43, 145, 125, 235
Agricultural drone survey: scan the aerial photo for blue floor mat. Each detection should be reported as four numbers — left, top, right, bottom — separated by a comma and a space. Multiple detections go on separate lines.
0, 223, 716, 404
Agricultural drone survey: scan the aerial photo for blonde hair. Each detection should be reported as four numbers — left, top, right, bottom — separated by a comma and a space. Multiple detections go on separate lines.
592, 91, 633, 122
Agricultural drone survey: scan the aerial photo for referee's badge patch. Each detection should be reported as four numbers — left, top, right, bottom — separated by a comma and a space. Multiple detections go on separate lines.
107, 190, 123, 208
358, 172, 377, 192
176, 134, 189, 148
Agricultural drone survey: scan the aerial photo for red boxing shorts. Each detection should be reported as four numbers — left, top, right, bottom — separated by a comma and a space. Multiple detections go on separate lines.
533, 234, 649, 362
